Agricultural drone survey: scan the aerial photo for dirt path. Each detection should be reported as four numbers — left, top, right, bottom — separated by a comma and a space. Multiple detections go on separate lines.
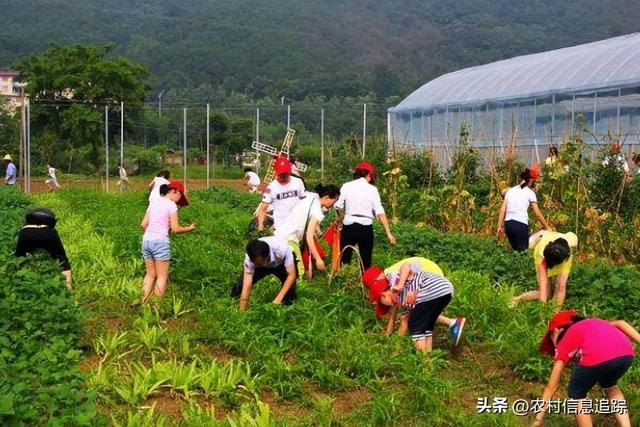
27, 178, 247, 193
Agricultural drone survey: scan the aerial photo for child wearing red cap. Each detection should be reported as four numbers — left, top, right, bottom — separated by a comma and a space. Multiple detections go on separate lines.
257, 156, 306, 232
334, 161, 395, 269
363, 258, 466, 348
497, 165, 550, 252
364, 260, 463, 353
140, 181, 196, 303
534, 310, 639, 426
510, 230, 578, 308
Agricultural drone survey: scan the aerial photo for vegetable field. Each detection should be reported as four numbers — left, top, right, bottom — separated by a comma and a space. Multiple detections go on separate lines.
1, 185, 639, 426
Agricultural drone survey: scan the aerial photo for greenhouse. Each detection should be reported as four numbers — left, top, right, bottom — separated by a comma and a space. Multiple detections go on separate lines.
388, 33, 640, 163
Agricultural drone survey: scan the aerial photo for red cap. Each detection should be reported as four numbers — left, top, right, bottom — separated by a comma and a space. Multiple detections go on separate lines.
167, 181, 189, 207
611, 141, 621, 152
362, 266, 390, 318
355, 161, 376, 177
539, 310, 577, 356
274, 156, 292, 175
529, 164, 540, 180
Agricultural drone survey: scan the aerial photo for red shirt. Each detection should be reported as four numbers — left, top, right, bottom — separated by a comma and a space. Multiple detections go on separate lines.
555, 318, 634, 366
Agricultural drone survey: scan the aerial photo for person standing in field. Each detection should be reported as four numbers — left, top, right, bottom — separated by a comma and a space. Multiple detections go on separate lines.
45, 163, 61, 191
510, 230, 578, 309
140, 181, 196, 303
148, 170, 170, 203
274, 184, 340, 279
364, 263, 459, 354
534, 310, 639, 427
15, 208, 73, 289
243, 167, 261, 193
117, 165, 129, 192
3, 154, 16, 185
335, 161, 395, 270
496, 165, 551, 252
363, 258, 466, 348
256, 156, 305, 232
633, 153, 640, 176
230, 236, 298, 311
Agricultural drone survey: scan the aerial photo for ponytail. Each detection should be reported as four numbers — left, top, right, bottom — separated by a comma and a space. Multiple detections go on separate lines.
159, 184, 170, 196
520, 169, 531, 188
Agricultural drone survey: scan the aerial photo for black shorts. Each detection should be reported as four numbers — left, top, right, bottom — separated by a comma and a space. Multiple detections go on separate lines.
504, 220, 529, 252
568, 356, 634, 399
408, 294, 451, 341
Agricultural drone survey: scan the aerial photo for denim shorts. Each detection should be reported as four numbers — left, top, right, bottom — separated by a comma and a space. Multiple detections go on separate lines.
142, 239, 171, 261
568, 356, 634, 399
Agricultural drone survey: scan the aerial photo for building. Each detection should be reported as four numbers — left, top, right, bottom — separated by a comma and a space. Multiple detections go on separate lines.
388, 33, 640, 164
0, 70, 19, 98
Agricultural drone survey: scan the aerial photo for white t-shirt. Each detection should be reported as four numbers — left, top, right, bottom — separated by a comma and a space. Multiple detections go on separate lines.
335, 178, 384, 226
602, 154, 630, 174
47, 167, 57, 179
274, 192, 324, 243
245, 171, 260, 186
243, 236, 294, 274
504, 185, 537, 224
261, 177, 306, 229
143, 197, 177, 241
149, 176, 170, 202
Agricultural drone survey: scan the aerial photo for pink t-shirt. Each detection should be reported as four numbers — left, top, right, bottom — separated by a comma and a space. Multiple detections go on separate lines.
143, 197, 177, 241
555, 318, 634, 366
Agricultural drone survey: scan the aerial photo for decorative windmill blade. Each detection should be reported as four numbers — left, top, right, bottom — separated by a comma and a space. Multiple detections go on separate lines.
251, 128, 307, 182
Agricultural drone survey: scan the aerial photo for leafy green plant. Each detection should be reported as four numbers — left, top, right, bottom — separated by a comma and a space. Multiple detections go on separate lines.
111, 402, 169, 427
112, 362, 168, 405
135, 324, 167, 353
93, 330, 133, 362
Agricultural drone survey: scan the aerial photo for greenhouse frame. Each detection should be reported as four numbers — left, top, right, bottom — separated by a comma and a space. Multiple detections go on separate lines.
388, 33, 640, 164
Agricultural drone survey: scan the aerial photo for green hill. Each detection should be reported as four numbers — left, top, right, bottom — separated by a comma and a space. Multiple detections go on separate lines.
2, 0, 639, 99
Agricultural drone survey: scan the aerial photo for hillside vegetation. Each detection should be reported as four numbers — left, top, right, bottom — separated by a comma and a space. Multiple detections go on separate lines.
2, 0, 640, 98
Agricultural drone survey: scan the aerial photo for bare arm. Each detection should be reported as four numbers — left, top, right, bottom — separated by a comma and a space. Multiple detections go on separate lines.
239, 272, 254, 311
533, 360, 566, 426
169, 212, 196, 234
257, 202, 270, 230
611, 320, 640, 344
537, 262, 550, 303
140, 212, 150, 232
392, 263, 413, 292
272, 263, 297, 304
531, 202, 550, 230
496, 198, 507, 237
385, 306, 398, 336
306, 217, 324, 270
377, 213, 396, 245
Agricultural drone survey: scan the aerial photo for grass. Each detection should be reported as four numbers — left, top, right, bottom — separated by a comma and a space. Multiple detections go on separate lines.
5, 185, 635, 426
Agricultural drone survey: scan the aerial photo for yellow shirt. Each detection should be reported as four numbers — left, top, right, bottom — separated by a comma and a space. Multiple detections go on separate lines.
533, 231, 578, 277
384, 257, 443, 277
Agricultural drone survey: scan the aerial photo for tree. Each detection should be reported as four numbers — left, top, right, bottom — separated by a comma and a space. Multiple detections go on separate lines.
13, 44, 149, 172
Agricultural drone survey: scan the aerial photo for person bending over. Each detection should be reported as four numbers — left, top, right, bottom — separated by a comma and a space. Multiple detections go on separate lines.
365, 265, 461, 354
534, 310, 639, 426
230, 236, 298, 311
510, 230, 577, 309
363, 257, 466, 346
15, 208, 72, 289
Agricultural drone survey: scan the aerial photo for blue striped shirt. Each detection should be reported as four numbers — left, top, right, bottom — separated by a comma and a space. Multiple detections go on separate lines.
398, 271, 453, 309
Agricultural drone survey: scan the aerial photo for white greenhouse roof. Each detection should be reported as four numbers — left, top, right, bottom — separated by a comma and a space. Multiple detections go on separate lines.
390, 33, 640, 113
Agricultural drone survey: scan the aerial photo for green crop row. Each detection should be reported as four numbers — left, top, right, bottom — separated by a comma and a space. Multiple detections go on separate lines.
18, 186, 640, 425
0, 186, 97, 426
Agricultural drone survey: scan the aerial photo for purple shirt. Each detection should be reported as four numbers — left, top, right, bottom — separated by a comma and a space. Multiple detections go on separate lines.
6, 162, 16, 184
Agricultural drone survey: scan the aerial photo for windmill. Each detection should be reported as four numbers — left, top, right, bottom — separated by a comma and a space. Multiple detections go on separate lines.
251, 128, 307, 183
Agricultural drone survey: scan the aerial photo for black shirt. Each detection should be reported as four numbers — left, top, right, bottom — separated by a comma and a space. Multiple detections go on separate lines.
15, 226, 71, 271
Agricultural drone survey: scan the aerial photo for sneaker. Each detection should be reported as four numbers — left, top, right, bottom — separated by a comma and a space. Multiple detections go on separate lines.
449, 317, 466, 347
